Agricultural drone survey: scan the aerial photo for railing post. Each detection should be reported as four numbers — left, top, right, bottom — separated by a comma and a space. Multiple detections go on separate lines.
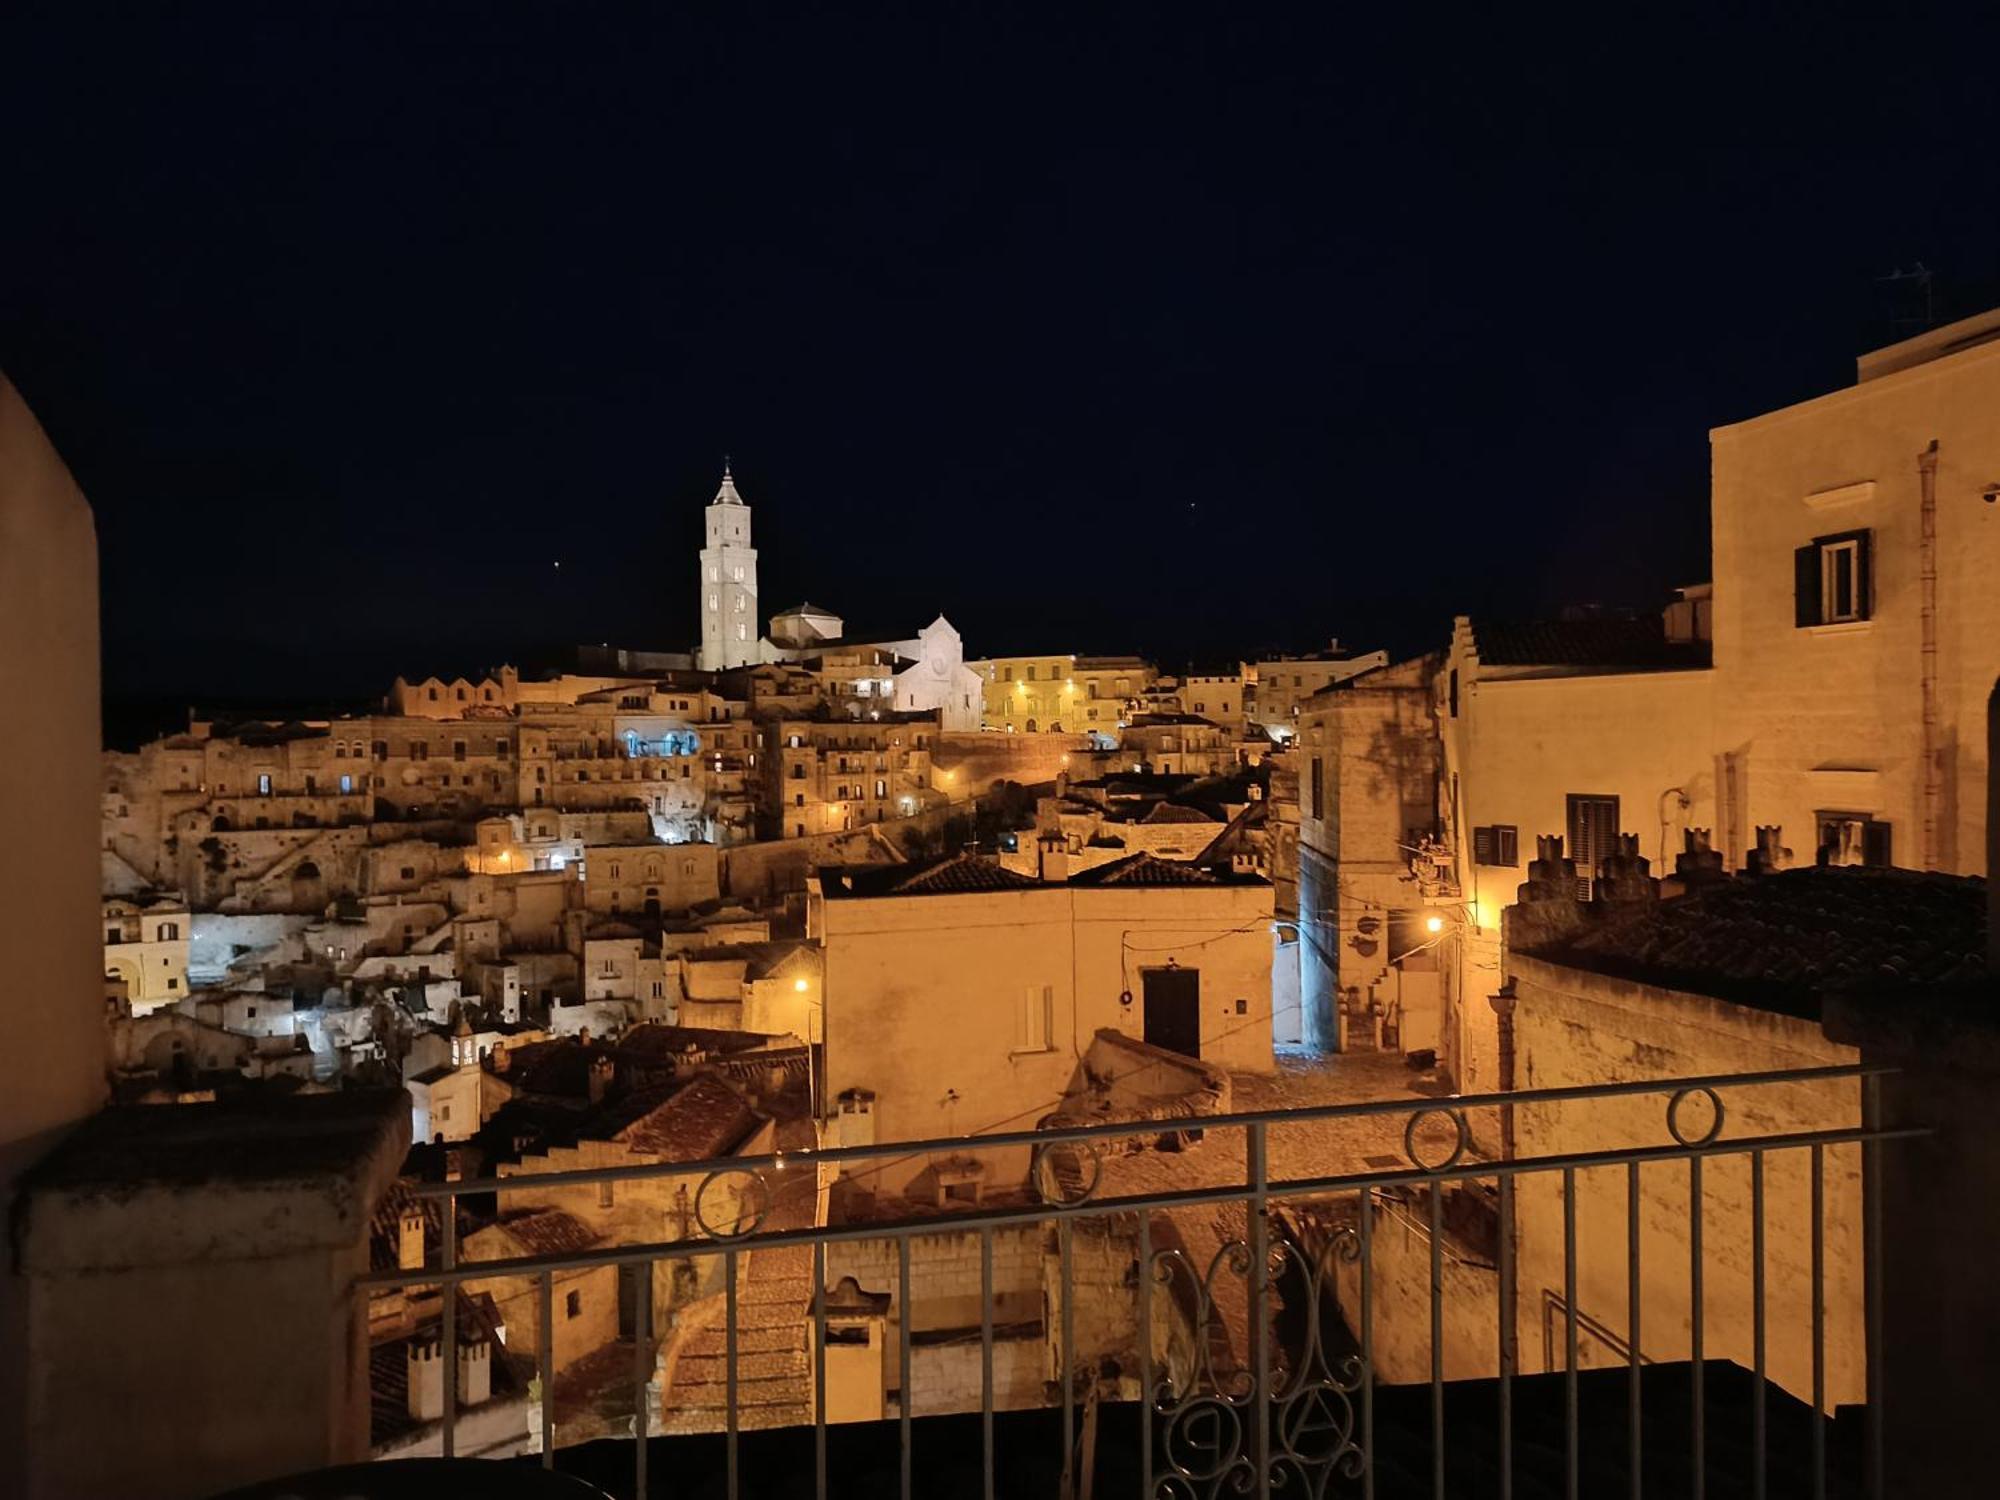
441, 1207, 456, 1461
1248, 1120, 1270, 1500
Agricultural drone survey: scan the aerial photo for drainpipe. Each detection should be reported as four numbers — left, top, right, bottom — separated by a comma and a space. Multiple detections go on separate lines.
1919, 441, 1942, 870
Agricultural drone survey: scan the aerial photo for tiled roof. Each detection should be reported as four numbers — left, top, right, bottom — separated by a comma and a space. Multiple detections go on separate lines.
1141, 803, 1220, 825
493, 1208, 600, 1257
1471, 616, 1709, 670
817, 853, 1043, 899
1068, 853, 1221, 886
611, 1074, 766, 1161
616, 1022, 771, 1061
1518, 867, 1988, 1017
369, 1291, 521, 1448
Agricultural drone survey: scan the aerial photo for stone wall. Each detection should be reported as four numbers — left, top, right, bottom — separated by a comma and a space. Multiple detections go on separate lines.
1507, 953, 1863, 1408
931, 730, 1086, 796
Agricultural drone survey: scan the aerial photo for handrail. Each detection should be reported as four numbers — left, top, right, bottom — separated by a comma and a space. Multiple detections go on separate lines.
361, 1117, 1925, 1289
1542, 1287, 1650, 1371
403, 1060, 1893, 1202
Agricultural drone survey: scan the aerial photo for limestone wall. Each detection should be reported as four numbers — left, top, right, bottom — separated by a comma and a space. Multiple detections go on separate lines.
1507, 954, 1863, 1408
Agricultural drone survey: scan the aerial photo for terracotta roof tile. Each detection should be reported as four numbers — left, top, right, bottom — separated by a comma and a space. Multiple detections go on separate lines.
1518, 867, 1988, 1016
1471, 616, 1709, 670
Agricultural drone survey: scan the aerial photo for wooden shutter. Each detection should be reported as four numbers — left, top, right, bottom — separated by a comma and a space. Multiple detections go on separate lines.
1794, 543, 1821, 627
1496, 825, 1519, 866
1473, 825, 1496, 864
1854, 530, 1873, 621
1862, 819, 1893, 868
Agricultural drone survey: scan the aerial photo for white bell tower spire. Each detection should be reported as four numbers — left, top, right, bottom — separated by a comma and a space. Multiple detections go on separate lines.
698, 458, 759, 671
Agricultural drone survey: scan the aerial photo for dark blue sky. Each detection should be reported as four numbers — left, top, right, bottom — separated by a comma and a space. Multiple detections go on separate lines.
5, 4, 1997, 721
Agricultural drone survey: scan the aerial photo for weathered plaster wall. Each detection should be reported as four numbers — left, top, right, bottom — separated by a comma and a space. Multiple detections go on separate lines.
0, 377, 110, 1500
817, 882, 1273, 1193
1712, 336, 2000, 875
1507, 953, 1862, 1408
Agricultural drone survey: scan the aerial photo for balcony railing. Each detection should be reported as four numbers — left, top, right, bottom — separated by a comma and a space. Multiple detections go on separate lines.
357, 1063, 1907, 1499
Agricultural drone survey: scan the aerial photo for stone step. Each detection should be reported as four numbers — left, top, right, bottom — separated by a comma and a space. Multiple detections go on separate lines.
672, 1348, 810, 1381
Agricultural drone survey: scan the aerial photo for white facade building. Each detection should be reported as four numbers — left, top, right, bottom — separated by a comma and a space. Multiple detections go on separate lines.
698, 463, 759, 672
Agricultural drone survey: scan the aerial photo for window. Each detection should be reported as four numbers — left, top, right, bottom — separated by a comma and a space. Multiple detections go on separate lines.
1817, 812, 1892, 868
709, 591, 719, 611
1566, 794, 1620, 899
339, 773, 353, 794
1015, 983, 1053, 1051
1472, 825, 1519, 866
453, 740, 467, 762
166, 977, 178, 991
709, 565, 718, 582
598, 1181, 615, 1208
736, 622, 748, 641
1795, 529, 1872, 626
334, 743, 346, 759
438, 1103, 451, 1122
795, 793, 805, 807
1002, 666, 1013, 681
1448, 669, 1460, 718
732, 565, 745, 582
372, 741, 388, 761
875, 779, 887, 798
159, 921, 180, 941
257, 774, 272, 795
1309, 757, 1324, 821
566, 1290, 582, 1319
734, 594, 746, 612
411, 743, 428, 761
400, 866, 416, 880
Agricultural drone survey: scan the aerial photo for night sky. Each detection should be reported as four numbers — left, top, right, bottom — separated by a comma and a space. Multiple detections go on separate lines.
5, 6, 1997, 741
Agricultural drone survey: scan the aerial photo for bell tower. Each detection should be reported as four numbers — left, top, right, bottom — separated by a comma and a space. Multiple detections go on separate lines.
698, 459, 759, 671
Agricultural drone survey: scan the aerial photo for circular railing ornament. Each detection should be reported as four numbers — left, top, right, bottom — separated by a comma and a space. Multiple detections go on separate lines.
1666, 1086, 1726, 1148
1402, 1107, 1470, 1173
1031, 1138, 1104, 1207
693, 1167, 771, 1239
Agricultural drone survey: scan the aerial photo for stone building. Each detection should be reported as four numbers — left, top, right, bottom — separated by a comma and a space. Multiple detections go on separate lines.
1438, 616, 1713, 1088
101, 892, 192, 1011
759, 713, 941, 840
1246, 643, 1391, 739
969, 652, 1154, 734
1294, 654, 1443, 1055
1711, 305, 2000, 877
809, 850, 1273, 1196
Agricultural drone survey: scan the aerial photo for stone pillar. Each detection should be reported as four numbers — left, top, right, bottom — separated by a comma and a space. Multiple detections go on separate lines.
1821, 989, 1998, 1498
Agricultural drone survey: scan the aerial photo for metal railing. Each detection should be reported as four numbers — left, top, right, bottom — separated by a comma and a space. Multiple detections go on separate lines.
358, 1062, 1907, 1499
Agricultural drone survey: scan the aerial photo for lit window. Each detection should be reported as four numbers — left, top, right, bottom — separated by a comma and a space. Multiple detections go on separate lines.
709, 592, 719, 611
257, 774, 272, 795
339, 774, 353, 794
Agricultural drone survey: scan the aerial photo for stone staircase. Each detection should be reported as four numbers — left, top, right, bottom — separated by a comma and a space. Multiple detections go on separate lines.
659, 1245, 816, 1433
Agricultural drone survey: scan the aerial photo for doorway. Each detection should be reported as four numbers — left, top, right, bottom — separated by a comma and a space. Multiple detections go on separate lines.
1143, 967, 1201, 1058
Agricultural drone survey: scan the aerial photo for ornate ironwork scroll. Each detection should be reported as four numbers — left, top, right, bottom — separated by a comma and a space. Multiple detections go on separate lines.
1146, 1219, 1366, 1497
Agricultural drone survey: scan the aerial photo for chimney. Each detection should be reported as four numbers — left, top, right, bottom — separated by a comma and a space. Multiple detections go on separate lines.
1505, 834, 1588, 952
406, 1339, 444, 1423
1675, 827, 1727, 887
588, 1054, 615, 1104
1055, 769, 1069, 798
458, 1337, 492, 1407
1038, 831, 1070, 883
397, 1206, 425, 1272
1745, 824, 1791, 877
489, 1038, 509, 1074
1594, 833, 1659, 904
